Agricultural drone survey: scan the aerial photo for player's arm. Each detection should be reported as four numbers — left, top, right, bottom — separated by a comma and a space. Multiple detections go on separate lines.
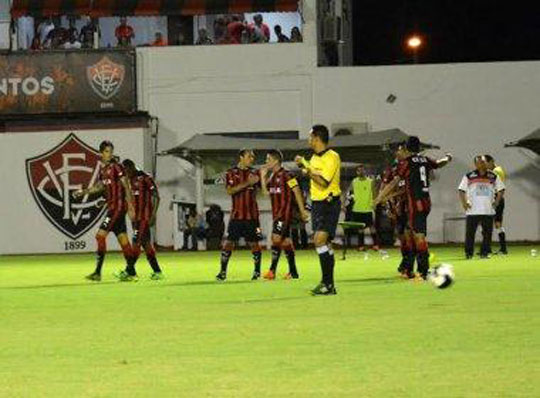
290, 179, 310, 222
435, 153, 453, 168
373, 177, 399, 206
259, 168, 270, 196
226, 174, 259, 196
73, 181, 104, 198
120, 176, 136, 220
149, 179, 160, 226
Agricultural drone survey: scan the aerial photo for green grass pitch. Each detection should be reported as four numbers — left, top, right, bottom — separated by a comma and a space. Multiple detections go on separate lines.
1, 246, 539, 397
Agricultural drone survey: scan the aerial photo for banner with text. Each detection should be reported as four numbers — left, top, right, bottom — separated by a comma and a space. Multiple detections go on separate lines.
0, 50, 136, 115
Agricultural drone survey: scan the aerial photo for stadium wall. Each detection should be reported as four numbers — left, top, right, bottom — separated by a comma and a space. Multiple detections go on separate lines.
0, 128, 149, 255
136, 1, 540, 246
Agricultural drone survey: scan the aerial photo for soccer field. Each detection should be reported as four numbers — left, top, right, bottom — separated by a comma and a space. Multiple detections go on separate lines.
1, 247, 539, 397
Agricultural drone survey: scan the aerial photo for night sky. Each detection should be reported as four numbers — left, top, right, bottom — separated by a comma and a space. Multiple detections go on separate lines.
352, 1, 540, 65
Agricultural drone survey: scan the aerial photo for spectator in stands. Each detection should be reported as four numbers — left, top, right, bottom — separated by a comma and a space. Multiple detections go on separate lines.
290, 27, 303, 43
80, 18, 98, 49
214, 17, 228, 44
64, 32, 82, 49
37, 18, 55, 47
44, 26, 68, 49
67, 18, 78, 42
195, 28, 213, 45
151, 32, 167, 46
274, 25, 290, 43
249, 14, 270, 43
30, 37, 42, 51
115, 17, 135, 47
227, 15, 246, 44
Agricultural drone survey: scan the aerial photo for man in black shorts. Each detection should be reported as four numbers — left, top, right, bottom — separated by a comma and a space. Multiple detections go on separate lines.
260, 149, 309, 280
216, 149, 263, 281
295, 125, 342, 295
73, 141, 136, 281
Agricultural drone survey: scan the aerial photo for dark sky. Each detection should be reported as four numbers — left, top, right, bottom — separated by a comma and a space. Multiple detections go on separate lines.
352, 1, 540, 65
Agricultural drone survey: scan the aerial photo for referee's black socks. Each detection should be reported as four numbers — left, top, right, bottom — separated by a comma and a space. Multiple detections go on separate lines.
316, 245, 334, 286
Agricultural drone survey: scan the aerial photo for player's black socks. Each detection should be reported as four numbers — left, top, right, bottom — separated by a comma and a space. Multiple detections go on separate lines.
270, 246, 281, 272
417, 251, 429, 279
147, 254, 162, 273
285, 249, 298, 277
220, 250, 232, 273
317, 246, 333, 286
253, 250, 262, 273
95, 252, 105, 275
498, 228, 507, 252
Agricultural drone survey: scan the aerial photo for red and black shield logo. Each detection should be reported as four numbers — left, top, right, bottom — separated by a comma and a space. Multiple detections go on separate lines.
26, 134, 106, 240
87, 56, 125, 100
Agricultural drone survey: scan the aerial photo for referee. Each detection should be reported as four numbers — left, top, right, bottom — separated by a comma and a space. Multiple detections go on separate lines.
295, 125, 341, 295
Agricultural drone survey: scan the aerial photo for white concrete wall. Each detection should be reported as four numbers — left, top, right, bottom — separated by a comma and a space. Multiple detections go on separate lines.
136, 0, 540, 246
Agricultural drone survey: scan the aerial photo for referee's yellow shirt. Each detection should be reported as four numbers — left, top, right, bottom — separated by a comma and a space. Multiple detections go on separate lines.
308, 149, 341, 201
493, 165, 506, 182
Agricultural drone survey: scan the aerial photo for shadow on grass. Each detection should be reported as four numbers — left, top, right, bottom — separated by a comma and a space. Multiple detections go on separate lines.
0, 281, 118, 290
339, 276, 400, 285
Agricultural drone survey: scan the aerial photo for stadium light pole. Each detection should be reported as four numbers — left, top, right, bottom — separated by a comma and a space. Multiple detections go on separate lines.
407, 35, 423, 64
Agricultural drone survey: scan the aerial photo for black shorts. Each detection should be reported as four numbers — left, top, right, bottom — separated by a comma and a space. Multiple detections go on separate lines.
271, 219, 291, 238
351, 212, 373, 227
132, 221, 151, 248
409, 211, 428, 235
494, 198, 505, 223
226, 219, 262, 242
396, 212, 409, 235
99, 210, 127, 236
312, 199, 341, 240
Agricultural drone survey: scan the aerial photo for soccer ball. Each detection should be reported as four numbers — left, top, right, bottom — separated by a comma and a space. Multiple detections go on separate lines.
428, 264, 455, 289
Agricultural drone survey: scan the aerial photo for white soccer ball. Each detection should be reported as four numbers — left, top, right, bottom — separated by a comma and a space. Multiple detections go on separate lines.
428, 264, 455, 289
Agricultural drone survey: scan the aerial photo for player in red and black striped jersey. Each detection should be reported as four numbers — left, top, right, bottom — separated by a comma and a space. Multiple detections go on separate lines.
375, 137, 452, 279
260, 150, 309, 280
113, 159, 163, 280
73, 140, 136, 281
216, 149, 263, 281
379, 146, 414, 277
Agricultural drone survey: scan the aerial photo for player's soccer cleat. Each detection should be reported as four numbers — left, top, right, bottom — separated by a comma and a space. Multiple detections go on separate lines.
150, 272, 164, 280
263, 270, 276, 280
114, 270, 138, 282
357, 246, 366, 251
251, 271, 261, 281
371, 245, 380, 251
215, 271, 227, 281
310, 283, 337, 296
283, 272, 299, 280
85, 272, 101, 282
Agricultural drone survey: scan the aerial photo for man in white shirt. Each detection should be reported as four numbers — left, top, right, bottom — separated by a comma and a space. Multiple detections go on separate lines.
458, 155, 505, 259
